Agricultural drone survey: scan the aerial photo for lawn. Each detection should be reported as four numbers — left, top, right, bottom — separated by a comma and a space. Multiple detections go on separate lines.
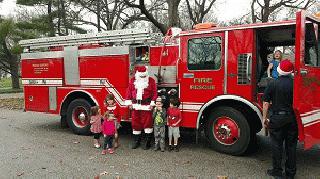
0, 78, 23, 93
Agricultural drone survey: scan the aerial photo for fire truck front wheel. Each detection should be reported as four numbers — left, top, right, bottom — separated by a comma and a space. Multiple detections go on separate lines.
66, 99, 92, 135
205, 107, 250, 155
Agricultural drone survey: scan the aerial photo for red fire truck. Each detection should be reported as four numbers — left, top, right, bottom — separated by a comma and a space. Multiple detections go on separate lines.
20, 11, 320, 155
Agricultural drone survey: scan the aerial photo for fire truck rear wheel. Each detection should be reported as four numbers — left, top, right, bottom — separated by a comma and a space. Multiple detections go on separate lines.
205, 106, 250, 155
66, 99, 92, 135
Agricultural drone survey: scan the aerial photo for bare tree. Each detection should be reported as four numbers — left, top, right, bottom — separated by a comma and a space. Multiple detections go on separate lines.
251, 0, 316, 23
185, 0, 216, 25
124, 0, 181, 34
72, 0, 131, 30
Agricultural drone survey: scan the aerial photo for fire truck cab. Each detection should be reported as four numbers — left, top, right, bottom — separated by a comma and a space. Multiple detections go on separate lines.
20, 11, 320, 155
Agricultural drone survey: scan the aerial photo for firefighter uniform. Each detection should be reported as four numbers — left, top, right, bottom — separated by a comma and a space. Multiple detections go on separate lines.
263, 59, 297, 179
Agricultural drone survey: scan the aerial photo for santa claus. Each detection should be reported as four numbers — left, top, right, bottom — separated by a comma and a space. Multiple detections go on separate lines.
125, 66, 157, 149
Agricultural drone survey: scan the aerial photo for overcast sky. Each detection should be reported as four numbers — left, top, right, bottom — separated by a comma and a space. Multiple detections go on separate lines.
0, 0, 252, 21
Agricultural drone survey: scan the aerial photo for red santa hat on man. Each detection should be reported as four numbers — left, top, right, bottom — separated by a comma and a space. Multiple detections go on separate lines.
277, 59, 294, 76
135, 66, 148, 78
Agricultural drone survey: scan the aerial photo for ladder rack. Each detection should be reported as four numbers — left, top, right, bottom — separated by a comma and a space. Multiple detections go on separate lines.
19, 28, 163, 49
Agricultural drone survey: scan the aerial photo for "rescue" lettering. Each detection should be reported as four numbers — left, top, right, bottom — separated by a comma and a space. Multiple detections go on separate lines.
190, 85, 215, 90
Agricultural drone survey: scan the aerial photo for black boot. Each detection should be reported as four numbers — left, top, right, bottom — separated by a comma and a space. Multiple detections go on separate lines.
131, 134, 141, 149
143, 133, 152, 150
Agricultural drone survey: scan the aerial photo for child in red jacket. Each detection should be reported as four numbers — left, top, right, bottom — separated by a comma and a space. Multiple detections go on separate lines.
101, 111, 116, 155
167, 98, 182, 152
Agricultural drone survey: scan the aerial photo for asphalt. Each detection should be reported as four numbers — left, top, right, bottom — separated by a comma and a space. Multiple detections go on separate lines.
0, 108, 319, 178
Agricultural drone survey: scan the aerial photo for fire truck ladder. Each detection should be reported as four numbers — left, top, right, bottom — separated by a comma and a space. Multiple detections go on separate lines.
19, 28, 162, 49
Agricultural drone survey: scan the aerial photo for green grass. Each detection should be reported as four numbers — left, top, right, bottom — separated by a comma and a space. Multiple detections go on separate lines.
0, 78, 23, 93
0, 78, 12, 88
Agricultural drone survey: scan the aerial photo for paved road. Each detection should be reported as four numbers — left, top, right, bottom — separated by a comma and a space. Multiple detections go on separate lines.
0, 108, 319, 178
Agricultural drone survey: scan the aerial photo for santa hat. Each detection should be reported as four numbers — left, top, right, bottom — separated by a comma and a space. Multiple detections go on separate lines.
135, 66, 148, 77
277, 59, 294, 76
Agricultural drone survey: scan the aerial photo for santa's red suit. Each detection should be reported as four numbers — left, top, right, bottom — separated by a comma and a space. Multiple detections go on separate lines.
125, 66, 157, 149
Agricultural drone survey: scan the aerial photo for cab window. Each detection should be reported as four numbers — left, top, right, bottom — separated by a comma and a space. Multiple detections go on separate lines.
188, 36, 222, 70
305, 23, 320, 67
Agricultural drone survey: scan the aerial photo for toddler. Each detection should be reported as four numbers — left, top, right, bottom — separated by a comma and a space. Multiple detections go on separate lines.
167, 98, 182, 152
153, 97, 166, 152
101, 111, 116, 155
105, 94, 121, 148
90, 106, 102, 148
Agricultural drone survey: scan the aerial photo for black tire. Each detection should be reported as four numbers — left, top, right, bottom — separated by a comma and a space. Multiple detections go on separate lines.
60, 115, 69, 128
245, 133, 258, 154
66, 99, 91, 135
205, 106, 251, 155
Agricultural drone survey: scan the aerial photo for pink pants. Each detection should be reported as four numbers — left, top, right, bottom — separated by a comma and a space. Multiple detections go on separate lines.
131, 110, 152, 131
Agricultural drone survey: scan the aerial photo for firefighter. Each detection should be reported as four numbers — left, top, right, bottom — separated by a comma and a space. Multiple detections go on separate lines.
125, 66, 157, 150
263, 59, 297, 179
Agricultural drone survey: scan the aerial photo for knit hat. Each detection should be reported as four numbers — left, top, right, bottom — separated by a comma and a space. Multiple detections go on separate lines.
135, 66, 148, 77
277, 59, 294, 76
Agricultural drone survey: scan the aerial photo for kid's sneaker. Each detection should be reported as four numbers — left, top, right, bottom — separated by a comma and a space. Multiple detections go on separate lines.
108, 148, 114, 154
101, 150, 107, 155
94, 144, 101, 148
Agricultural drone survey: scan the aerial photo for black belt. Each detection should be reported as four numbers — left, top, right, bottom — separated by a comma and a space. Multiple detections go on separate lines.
132, 98, 151, 105
272, 111, 293, 115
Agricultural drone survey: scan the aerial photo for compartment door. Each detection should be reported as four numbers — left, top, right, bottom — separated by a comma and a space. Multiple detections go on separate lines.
294, 11, 320, 149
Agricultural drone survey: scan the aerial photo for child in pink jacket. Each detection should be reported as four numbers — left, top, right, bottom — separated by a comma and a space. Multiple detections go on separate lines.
90, 106, 102, 148
101, 111, 116, 155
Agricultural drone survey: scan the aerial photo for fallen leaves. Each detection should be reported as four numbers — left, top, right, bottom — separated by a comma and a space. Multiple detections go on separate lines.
17, 172, 24, 176
100, 171, 109, 176
0, 98, 24, 110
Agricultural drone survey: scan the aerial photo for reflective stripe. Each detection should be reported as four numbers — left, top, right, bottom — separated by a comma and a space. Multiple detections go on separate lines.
301, 110, 320, 125
80, 78, 126, 106
80, 79, 105, 86
300, 109, 320, 117
182, 104, 202, 111
22, 79, 63, 85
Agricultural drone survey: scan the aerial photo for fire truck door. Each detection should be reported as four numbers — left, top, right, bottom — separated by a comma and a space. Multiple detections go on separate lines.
294, 11, 320, 149
178, 33, 225, 112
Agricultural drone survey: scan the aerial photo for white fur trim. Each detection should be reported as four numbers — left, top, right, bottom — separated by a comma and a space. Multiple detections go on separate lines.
134, 74, 149, 100
124, 100, 132, 106
132, 104, 151, 111
144, 128, 153, 134
135, 71, 148, 77
133, 130, 141, 135
150, 101, 155, 106
277, 66, 292, 76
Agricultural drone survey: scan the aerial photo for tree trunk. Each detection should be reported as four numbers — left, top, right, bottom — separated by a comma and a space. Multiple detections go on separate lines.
97, 0, 101, 32
60, 0, 68, 35
167, 0, 181, 28
9, 57, 20, 89
251, 0, 257, 23
48, 0, 55, 37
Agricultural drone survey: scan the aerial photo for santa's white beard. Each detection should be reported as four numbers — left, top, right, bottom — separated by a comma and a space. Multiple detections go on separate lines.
134, 74, 149, 100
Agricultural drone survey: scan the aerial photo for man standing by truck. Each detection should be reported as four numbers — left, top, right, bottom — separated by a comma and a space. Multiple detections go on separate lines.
125, 66, 157, 150
263, 59, 297, 179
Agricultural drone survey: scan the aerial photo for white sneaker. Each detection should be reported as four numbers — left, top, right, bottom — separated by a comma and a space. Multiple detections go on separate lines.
94, 144, 101, 148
